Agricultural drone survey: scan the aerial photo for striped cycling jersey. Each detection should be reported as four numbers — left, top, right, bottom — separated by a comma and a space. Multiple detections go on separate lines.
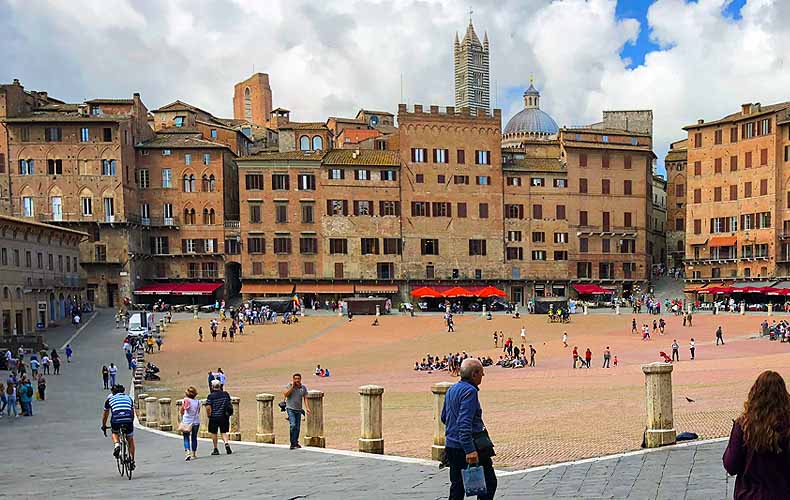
105, 393, 135, 423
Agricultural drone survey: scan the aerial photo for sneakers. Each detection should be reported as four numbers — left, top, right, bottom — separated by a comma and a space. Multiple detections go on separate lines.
211, 448, 220, 456
185, 450, 191, 461
113, 444, 121, 458
289, 444, 302, 450
225, 443, 232, 455
129, 460, 135, 471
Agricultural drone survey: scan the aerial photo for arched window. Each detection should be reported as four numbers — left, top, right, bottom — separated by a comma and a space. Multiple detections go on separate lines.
209, 174, 216, 192
676, 241, 683, 252
183, 175, 191, 192
312, 136, 323, 151
299, 135, 310, 151
2, 287, 9, 299
16, 287, 22, 299
203, 208, 216, 225
244, 87, 252, 122
183, 208, 196, 225
202, 175, 209, 192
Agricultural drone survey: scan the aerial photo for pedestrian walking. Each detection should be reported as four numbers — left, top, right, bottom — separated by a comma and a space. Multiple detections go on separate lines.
723, 370, 790, 498
0, 383, 6, 417
631, 318, 637, 335
562, 331, 568, 348
529, 345, 536, 367
102, 365, 110, 390
207, 371, 215, 391
613, 355, 618, 367
572, 346, 579, 369
441, 358, 496, 500
221, 327, 228, 341
156, 336, 163, 351
41, 355, 50, 375
520, 325, 526, 344
690, 338, 696, 359
492, 332, 498, 348
205, 380, 233, 455
179, 386, 201, 461
198, 326, 204, 342
229, 327, 235, 343
584, 348, 592, 368
19, 377, 34, 416
671, 340, 680, 361
36, 374, 46, 400
30, 357, 39, 378
716, 326, 725, 345
65, 344, 73, 363
603, 347, 611, 368
283, 373, 311, 449
108, 363, 118, 387
447, 316, 455, 333
215, 368, 226, 390
51, 350, 60, 375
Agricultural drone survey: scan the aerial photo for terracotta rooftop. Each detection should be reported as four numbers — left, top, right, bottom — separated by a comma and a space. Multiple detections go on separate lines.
3, 110, 129, 123
683, 101, 790, 130
665, 150, 687, 162
279, 121, 329, 130
563, 126, 651, 137
237, 150, 327, 162
85, 98, 135, 104
137, 133, 230, 150
0, 214, 88, 237
562, 140, 656, 157
323, 149, 399, 166
503, 157, 565, 172
357, 109, 394, 117
339, 129, 382, 144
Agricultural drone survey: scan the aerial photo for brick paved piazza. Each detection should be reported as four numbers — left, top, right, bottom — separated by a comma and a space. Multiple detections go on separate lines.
0, 310, 743, 498
150, 309, 790, 469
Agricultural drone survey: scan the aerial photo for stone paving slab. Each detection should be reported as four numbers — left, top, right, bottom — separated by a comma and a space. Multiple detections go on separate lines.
0, 310, 736, 499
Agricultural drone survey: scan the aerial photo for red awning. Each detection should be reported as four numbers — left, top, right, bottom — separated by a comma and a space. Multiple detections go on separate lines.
709, 236, 737, 247
442, 286, 475, 298
705, 286, 735, 294
477, 286, 507, 298
134, 283, 178, 295
411, 286, 442, 298
134, 282, 222, 296
573, 284, 615, 295
173, 282, 223, 296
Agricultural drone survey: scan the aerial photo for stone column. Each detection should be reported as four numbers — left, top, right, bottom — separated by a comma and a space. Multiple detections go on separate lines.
133, 381, 144, 398
376, 304, 381, 317
198, 399, 210, 438
155, 324, 161, 336
768, 302, 773, 316
583, 303, 588, 315
740, 302, 745, 315
137, 393, 148, 423
158, 398, 172, 431
228, 396, 241, 441
145, 396, 159, 428
481, 304, 486, 318
431, 382, 453, 461
255, 393, 275, 443
304, 390, 325, 447
359, 385, 384, 454
641, 362, 676, 448
175, 400, 183, 426
615, 303, 620, 315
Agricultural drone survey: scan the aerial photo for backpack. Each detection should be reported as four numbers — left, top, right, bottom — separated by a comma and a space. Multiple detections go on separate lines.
26, 385, 34, 398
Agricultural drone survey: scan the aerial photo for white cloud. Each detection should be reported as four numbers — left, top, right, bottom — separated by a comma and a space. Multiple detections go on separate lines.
1, 0, 788, 172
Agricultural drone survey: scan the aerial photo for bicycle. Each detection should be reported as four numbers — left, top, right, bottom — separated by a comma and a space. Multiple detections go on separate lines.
102, 425, 133, 480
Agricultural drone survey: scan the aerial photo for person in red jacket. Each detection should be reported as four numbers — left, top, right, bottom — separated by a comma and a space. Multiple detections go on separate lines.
723, 370, 790, 499
572, 346, 579, 369
584, 348, 592, 368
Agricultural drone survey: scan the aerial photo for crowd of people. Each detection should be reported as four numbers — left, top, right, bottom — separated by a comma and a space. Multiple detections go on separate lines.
760, 319, 790, 342
1, 347, 62, 417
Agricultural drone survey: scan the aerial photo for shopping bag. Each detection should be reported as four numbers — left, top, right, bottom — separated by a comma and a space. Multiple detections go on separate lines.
461, 464, 487, 497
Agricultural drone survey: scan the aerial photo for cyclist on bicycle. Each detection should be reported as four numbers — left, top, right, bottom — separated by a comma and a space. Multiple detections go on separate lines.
101, 384, 136, 470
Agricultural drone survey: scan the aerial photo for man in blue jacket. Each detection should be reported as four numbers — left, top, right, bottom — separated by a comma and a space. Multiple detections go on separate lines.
441, 358, 496, 499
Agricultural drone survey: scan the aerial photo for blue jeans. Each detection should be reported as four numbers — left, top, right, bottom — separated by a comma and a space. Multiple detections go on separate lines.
5, 397, 15, 416
287, 408, 303, 447
21, 400, 32, 416
182, 424, 199, 452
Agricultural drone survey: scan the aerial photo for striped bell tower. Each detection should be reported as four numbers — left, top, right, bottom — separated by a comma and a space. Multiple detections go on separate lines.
454, 16, 490, 115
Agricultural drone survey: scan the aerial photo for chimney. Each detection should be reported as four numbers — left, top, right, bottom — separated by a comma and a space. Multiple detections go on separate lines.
697, 119, 704, 125
78, 104, 88, 117
12, 79, 20, 86
352, 148, 359, 159
741, 103, 752, 115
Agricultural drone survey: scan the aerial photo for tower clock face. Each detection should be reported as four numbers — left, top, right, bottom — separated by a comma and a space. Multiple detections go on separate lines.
369, 115, 379, 126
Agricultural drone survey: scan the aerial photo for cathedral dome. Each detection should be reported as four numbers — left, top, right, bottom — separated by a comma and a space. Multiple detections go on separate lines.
502, 82, 559, 140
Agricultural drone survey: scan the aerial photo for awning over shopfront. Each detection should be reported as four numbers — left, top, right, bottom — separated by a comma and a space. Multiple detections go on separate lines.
709, 236, 737, 247
297, 283, 354, 294
410, 285, 506, 298
134, 282, 223, 296
572, 284, 615, 295
476, 286, 507, 298
411, 286, 442, 298
442, 286, 476, 298
355, 284, 399, 294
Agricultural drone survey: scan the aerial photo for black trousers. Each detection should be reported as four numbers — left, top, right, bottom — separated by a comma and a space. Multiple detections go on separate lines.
446, 446, 497, 500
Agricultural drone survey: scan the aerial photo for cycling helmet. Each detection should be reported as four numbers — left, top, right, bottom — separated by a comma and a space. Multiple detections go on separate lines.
111, 384, 125, 395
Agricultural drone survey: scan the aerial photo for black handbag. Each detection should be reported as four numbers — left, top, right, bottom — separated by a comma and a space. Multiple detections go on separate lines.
278, 401, 287, 412
473, 429, 495, 453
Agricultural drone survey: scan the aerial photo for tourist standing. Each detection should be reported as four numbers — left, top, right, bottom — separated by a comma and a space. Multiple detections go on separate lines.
441, 358, 496, 500
562, 332, 568, 348
108, 363, 118, 387
716, 326, 725, 346
51, 350, 60, 375
198, 326, 203, 342
572, 347, 579, 369
723, 370, 790, 497
180, 386, 201, 461
19, 377, 33, 416
529, 345, 536, 367
671, 340, 680, 362
215, 368, 226, 390
690, 338, 696, 360
283, 373, 311, 450
65, 344, 73, 363
205, 380, 233, 455
584, 348, 592, 368
492, 332, 498, 348
602, 347, 611, 368
0, 383, 6, 416
36, 374, 46, 401
6, 382, 17, 417
520, 325, 526, 345
101, 366, 109, 390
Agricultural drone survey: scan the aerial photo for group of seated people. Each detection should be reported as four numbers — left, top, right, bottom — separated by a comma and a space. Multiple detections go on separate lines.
413, 353, 494, 372
314, 364, 331, 377
762, 320, 790, 342
495, 354, 528, 369
547, 306, 570, 323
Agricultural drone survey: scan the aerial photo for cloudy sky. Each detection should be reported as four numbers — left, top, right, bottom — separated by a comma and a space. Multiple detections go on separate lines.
2, 0, 788, 173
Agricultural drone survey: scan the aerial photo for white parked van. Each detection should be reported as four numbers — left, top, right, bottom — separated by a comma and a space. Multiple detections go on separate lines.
127, 311, 149, 336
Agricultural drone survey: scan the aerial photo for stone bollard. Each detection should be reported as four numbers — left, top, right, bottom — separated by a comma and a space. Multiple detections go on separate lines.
137, 393, 149, 423
145, 397, 159, 428
305, 390, 325, 447
431, 382, 453, 461
158, 398, 173, 431
359, 385, 384, 454
615, 303, 620, 315
133, 382, 144, 397
198, 399, 210, 438
642, 362, 676, 448
376, 304, 381, 317
255, 394, 275, 443
228, 396, 241, 441
481, 304, 486, 318
768, 303, 773, 316
155, 324, 161, 335
583, 303, 588, 315
175, 400, 183, 426
740, 302, 745, 315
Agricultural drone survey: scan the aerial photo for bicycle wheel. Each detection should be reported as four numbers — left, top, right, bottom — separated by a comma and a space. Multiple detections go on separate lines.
116, 435, 124, 476
124, 435, 133, 480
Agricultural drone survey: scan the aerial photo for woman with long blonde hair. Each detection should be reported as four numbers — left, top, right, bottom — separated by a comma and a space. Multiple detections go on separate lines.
179, 386, 201, 461
723, 370, 790, 498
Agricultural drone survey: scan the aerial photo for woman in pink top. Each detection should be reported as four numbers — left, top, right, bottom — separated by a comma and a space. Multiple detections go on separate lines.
180, 386, 201, 461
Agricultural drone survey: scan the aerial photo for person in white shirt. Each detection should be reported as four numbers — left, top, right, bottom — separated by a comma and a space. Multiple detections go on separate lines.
520, 326, 526, 344
689, 338, 696, 360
